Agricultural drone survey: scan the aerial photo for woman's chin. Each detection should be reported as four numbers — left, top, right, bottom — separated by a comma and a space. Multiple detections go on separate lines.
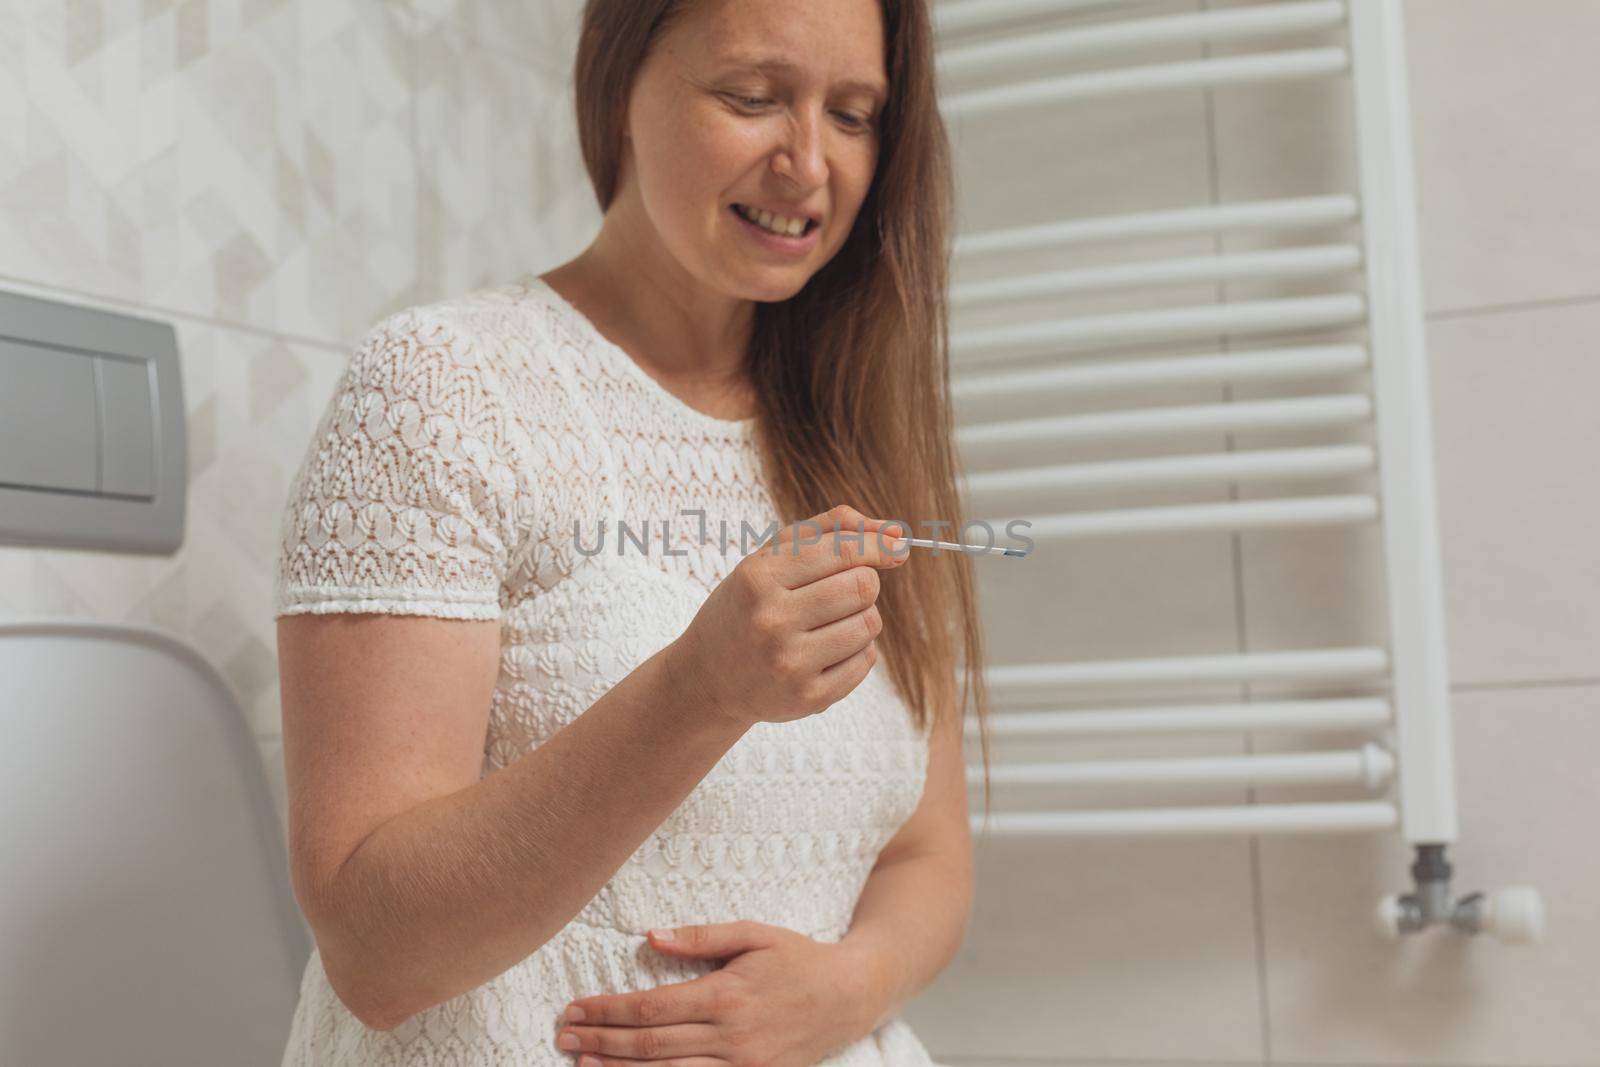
725, 269, 815, 304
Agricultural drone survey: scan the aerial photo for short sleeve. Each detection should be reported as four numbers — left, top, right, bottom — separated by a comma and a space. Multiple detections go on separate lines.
274, 308, 524, 621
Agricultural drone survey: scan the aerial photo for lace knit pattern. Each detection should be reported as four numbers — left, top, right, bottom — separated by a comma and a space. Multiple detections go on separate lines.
273, 275, 938, 1066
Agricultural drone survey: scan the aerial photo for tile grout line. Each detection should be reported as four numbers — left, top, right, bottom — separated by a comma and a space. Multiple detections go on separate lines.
1427, 290, 1600, 322
0, 271, 356, 357
1453, 675, 1600, 693
1199, 14, 1277, 1065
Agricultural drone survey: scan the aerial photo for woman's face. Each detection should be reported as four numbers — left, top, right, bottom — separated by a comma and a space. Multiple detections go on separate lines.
620, 0, 888, 302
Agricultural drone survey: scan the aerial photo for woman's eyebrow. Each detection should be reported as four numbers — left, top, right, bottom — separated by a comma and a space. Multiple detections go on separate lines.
718, 55, 887, 100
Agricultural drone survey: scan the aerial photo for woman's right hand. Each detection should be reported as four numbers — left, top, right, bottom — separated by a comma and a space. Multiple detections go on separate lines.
668, 505, 910, 729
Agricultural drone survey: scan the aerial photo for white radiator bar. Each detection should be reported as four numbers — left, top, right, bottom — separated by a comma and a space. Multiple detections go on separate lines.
940, 2, 1348, 81
987, 647, 1389, 695
970, 802, 1400, 837
953, 194, 1361, 259
965, 443, 1375, 497
970, 697, 1393, 737
951, 343, 1370, 401
943, 47, 1350, 119
958, 394, 1372, 452
952, 244, 1363, 305
972, 743, 1395, 789
992, 494, 1379, 539
951, 294, 1367, 360
934, 0, 1136, 38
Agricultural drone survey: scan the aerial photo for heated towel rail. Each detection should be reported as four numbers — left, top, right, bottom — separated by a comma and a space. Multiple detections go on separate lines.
937, 0, 1543, 942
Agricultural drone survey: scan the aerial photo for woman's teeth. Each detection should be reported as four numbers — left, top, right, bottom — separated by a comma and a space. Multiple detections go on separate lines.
735, 203, 812, 237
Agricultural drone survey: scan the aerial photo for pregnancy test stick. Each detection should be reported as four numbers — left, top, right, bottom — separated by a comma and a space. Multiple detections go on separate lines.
893, 537, 1030, 558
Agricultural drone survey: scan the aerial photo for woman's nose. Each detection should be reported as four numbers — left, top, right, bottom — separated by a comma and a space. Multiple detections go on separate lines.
772, 111, 828, 189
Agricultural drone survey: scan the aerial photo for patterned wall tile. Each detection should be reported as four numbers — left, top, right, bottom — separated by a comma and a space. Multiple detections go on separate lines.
410, 8, 598, 303
0, 0, 418, 348
406, 0, 582, 74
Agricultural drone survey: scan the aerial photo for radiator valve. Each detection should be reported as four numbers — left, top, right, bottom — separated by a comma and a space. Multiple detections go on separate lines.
1373, 844, 1543, 942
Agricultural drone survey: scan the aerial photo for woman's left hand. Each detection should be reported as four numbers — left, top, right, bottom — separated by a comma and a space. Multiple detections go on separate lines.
555, 920, 885, 1066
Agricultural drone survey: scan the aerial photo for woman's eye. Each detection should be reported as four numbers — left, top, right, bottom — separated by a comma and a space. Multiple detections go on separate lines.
723, 93, 873, 132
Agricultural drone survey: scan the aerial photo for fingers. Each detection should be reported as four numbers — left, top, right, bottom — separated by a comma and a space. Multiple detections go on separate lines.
762, 506, 909, 590
802, 603, 882, 669
715, 505, 906, 722
559, 1020, 721, 1061
814, 637, 878, 698
557, 976, 725, 1061
765, 504, 903, 551
791, 565, 882, 631
560, 976, 718, 1028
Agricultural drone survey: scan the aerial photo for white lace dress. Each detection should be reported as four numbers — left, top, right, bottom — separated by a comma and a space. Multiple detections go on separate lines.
273, 274, 941, 1065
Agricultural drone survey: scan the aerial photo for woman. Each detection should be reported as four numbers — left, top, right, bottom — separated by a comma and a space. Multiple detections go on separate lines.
273, 0, 992, 1062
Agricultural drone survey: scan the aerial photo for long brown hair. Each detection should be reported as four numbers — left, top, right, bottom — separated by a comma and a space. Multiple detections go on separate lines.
573, 0, 993, 822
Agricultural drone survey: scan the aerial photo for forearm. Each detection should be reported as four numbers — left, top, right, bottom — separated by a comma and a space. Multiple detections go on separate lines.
839, 848, 974, 1035
311, 641, 748, 1030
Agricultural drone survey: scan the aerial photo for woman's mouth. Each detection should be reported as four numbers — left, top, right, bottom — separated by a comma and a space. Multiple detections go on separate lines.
729, 203, 821, 256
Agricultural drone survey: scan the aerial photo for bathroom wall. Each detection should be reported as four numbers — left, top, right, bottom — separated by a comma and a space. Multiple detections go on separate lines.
915, 1, 1600, 1065
1, 1, 1594, 1065
0, 0, 597, 838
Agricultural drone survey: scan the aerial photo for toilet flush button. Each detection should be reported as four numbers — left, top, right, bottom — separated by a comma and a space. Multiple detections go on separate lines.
95, 356, 158, 500
0, 338, 100, 494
